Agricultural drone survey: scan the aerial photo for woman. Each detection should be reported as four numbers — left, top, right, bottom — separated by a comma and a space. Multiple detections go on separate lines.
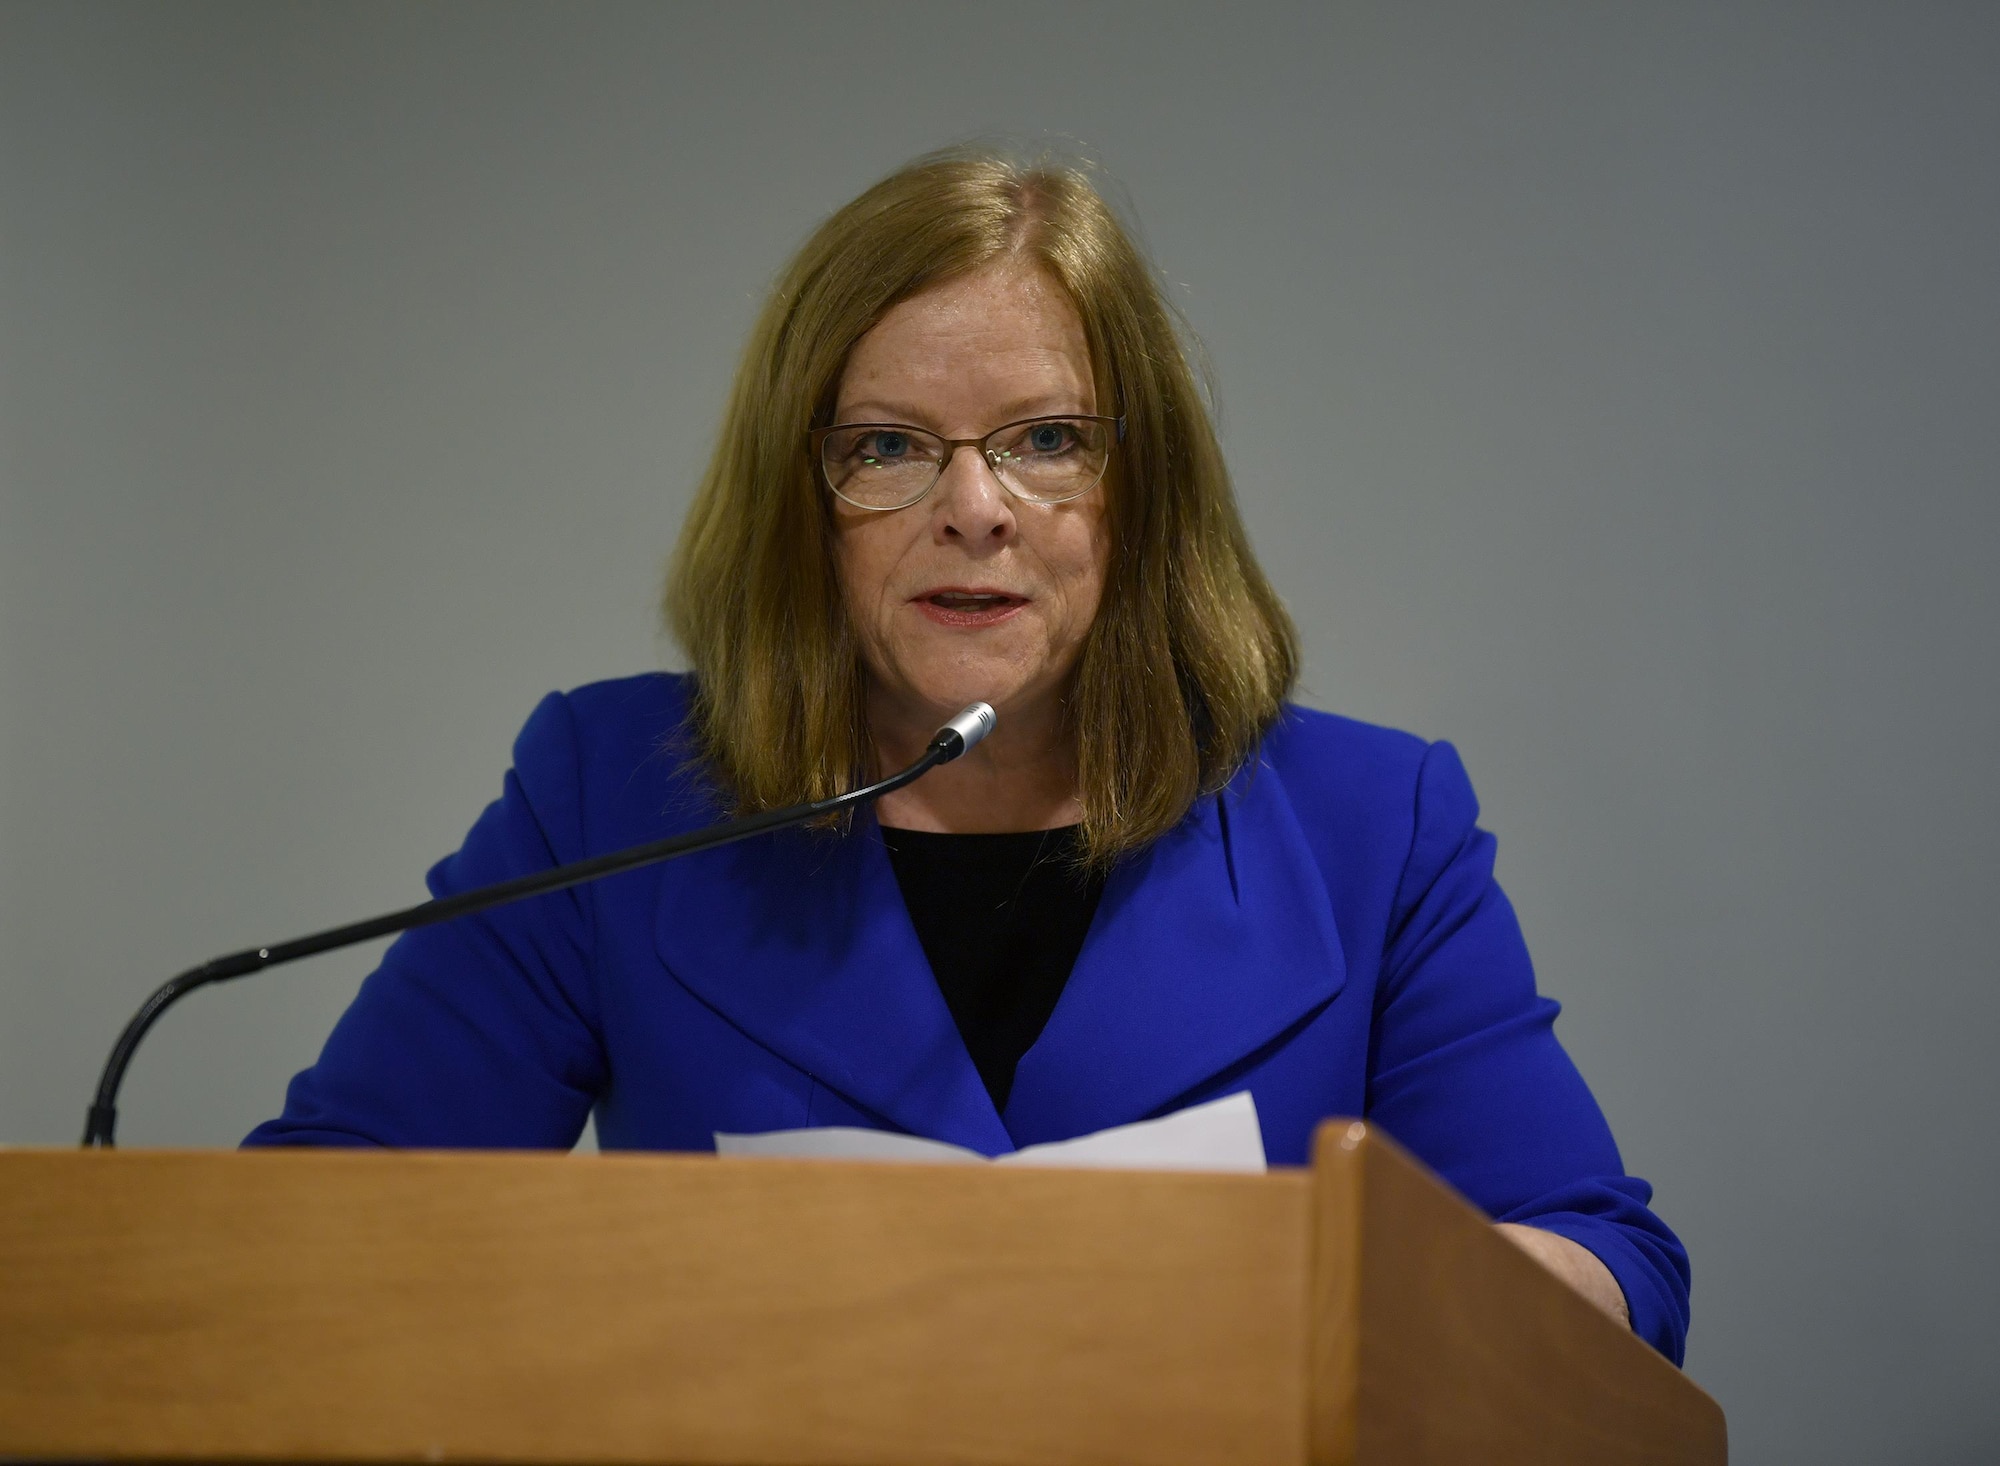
247, 149, 1691, 1363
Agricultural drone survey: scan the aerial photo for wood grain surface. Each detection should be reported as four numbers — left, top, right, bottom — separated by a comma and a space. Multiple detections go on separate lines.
0, 1146, 1311, 1466
1308, 1123, 1728, 1466
0, 1130, 1724, 1464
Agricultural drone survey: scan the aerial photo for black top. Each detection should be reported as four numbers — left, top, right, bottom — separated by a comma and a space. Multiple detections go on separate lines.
878, 824, 1106, 1113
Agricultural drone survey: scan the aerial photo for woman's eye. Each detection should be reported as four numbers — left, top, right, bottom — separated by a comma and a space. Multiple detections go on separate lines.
1026, 423, 1075, 454
862, 431, 910, 461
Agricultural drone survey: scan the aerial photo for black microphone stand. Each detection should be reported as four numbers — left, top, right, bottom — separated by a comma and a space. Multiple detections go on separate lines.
82, 705, 996, 1148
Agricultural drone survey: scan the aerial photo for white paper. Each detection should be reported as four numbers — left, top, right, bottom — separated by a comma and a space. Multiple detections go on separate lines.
714, 1126, 985, 1165
714, 1091, 1266, 1173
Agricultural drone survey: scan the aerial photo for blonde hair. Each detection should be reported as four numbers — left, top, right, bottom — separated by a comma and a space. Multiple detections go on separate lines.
665, 146, 1299, 866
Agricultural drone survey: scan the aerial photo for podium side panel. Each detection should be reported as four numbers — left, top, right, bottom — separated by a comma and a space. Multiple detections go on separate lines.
0, 1149, 1312, 1466
1327, 1125, 1727, 1465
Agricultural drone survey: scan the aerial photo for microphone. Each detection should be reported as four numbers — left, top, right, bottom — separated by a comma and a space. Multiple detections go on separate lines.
81, 701, 998, 1148
930, 701, 997, 761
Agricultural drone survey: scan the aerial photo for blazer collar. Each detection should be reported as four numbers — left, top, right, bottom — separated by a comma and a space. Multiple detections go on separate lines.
653, 762, 1346, 1154
1002, 764, 1347, 1145
654, 814, 1014, 1154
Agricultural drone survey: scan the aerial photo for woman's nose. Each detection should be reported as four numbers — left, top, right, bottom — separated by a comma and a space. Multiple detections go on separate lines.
931, 448, 1015, 545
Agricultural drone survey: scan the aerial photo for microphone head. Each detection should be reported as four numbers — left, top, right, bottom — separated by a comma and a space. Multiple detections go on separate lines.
932, 702, 998, 762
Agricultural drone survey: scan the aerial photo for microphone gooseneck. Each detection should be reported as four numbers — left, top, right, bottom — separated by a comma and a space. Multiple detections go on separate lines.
81, 701, 999, 1148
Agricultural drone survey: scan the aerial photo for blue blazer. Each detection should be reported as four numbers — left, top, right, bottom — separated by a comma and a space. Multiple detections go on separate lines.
246, 672, 1691, 1362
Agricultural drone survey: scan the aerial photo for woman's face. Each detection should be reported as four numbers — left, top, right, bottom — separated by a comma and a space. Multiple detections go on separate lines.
831, 261, 1111, 743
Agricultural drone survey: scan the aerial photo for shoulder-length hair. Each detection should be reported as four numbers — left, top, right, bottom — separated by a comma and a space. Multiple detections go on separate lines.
665, 146, 1299, 867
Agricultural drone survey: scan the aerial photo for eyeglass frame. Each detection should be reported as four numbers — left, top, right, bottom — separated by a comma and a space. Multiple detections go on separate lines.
808, 413, 1127, 512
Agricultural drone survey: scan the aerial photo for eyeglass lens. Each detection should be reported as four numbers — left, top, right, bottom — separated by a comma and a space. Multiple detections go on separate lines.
820, 417, 1111, 509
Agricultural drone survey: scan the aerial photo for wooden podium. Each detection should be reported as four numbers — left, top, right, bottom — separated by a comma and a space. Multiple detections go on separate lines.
0, 1121, 1723, 1465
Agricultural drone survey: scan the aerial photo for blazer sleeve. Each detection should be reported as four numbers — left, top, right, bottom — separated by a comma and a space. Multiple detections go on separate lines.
1365, 740, 1693, 1365
242, 692, 606, 1149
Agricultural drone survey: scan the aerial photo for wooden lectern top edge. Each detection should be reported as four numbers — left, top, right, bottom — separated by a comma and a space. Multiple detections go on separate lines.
3, 1138, 1313, 1172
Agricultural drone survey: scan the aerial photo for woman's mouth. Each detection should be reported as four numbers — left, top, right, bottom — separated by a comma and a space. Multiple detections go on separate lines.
915, 590, 1029, 628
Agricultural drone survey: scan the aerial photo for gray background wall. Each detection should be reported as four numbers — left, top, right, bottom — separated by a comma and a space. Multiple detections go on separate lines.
3, 2, 1995, 1460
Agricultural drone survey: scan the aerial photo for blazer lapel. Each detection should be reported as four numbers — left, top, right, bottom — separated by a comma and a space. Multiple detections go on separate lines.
1003, 763, 1349, 1147
653, 815, 1012, 1155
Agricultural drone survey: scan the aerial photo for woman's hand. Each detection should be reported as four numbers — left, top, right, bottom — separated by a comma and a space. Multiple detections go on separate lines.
1496, 1223, 1632, 1330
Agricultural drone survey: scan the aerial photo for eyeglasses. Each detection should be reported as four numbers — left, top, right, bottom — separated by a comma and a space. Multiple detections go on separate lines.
811, 414, 1125, 512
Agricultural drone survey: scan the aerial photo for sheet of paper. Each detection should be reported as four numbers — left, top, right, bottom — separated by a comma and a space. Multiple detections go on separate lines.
712, 1126, 985, 1165
714, 1091, 1266, 1173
